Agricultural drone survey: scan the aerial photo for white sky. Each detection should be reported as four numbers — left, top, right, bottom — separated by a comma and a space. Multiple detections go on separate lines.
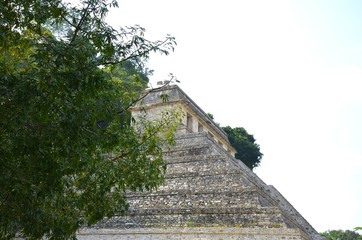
107, 0, 362, 232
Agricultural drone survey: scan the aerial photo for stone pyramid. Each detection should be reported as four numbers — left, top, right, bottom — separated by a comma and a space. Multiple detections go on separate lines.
79, 85, 324, 240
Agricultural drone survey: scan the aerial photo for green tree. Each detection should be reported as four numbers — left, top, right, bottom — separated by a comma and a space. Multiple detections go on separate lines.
320, 229, 362, 240
207, 113, 215, 122
206, 114, 262, 170
0, 0, 180, 239
222, 126, 263, 170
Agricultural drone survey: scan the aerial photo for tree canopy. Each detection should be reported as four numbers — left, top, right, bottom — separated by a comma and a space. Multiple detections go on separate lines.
0, 0, 180, 239
206, 114, 263, 170
320, 229, 362, 240
222, 126, 263, 170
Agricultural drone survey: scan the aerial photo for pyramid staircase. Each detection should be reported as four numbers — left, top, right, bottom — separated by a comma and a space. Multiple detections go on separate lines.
79, 132, 324, 239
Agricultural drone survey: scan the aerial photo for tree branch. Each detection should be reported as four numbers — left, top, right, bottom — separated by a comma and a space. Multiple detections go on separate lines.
69, 2, 92, 44
101, 37, 173, 66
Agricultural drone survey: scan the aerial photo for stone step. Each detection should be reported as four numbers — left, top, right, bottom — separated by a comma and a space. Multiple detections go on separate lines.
127, 206, 282, 216
164, 154, 223, 164
165, 168, 241, 179
173, 132, 213, 146
163, 143, 217, 158
158, 172, 254, 192
97, 207, 287, 229
127, 189, 262, 210
165, 157, 241, 177
78, 227, 309, 240
128, 186, 253, 197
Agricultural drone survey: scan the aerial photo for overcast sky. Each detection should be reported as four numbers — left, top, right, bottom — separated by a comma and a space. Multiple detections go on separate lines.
107, 0, 362, 232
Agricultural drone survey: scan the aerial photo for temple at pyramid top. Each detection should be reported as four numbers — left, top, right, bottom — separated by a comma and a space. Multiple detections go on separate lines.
131, 84, 237, 156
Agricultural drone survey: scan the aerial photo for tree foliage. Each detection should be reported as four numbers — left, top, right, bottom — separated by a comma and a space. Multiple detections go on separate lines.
0, 0, 179, 239
205, 114, 263, 170
222, 126, 263, 170
320, 229, 362, 240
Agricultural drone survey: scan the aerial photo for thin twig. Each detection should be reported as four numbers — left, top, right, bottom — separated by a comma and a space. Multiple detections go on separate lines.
70, 2, 92, 44
101, 38, 173, 66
